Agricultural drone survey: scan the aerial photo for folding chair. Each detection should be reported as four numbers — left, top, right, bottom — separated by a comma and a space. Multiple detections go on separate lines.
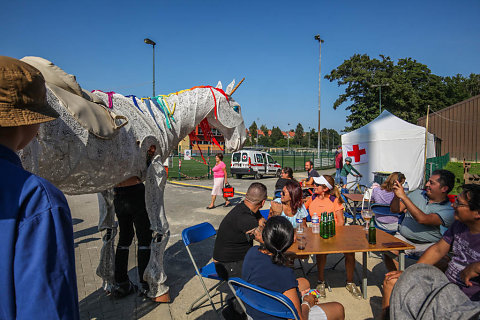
259, 209, 270, 221
182, 222, 225, 316
227, 277, 300, 320
372, 204, 404, 235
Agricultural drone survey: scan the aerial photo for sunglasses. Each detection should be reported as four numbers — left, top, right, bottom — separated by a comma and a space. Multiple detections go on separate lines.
453, 198, 469, 208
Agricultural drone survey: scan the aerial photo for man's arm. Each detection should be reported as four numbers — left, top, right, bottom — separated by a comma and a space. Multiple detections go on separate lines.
391, 181, 442, 225
417, 239, 451, 265
15, 205, 79, 319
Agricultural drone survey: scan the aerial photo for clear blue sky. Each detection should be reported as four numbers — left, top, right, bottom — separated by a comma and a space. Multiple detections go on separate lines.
2, 0, 479, 132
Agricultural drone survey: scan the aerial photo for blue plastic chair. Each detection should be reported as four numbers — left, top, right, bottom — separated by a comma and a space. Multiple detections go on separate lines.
371, 204, 405, 235
227, 277, 300, 320
259, 209, 270, 220
182, 222, 225, 316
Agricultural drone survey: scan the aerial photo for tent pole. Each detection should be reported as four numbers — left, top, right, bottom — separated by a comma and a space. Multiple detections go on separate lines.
423, 105, 430, 183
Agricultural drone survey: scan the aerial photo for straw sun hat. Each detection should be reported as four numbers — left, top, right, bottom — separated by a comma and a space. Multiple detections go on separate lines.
0, 56, 59, 127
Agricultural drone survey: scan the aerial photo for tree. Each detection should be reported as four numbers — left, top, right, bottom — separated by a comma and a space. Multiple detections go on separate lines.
325, 54, 480, 131
270, 126, 283, 145
258, 135, 270, 147
294, 123, 304, 145
249, 121, 257, 145
260, 124, 269, 134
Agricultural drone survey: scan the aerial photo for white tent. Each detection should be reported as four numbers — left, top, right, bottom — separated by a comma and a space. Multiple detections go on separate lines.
341, 110, 435, 191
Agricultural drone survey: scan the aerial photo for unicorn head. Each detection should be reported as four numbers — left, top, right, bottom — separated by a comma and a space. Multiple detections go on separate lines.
206, 79, 246, 152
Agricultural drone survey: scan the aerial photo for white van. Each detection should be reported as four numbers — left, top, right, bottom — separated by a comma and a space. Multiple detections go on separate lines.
230, 150, 282, 179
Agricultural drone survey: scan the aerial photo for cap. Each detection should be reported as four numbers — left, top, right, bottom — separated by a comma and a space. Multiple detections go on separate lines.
312, 176, 333, 190
0, 56, 59, 127
345, 157, 352, 162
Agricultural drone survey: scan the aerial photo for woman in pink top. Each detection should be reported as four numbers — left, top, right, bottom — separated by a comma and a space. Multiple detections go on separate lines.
207, 153, 230, 209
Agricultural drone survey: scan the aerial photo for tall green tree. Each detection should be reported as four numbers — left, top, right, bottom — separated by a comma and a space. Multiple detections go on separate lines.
294, 123, 304, 145
249, 121, 258, 145
270, 126, 283, 145
326, 54, 480, 131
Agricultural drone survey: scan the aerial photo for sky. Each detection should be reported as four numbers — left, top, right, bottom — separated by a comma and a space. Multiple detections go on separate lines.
2, 0, 479, 133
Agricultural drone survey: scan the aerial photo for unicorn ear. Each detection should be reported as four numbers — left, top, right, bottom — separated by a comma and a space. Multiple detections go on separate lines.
216, 81, 222, 89
226, 79, 235, 95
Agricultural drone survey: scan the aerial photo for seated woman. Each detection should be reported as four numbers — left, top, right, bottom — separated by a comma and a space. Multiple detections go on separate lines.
269, 180, 308, 228
371, 172, 406, 233
242, 216, 345, 320
274, 167, 295, 198
304, 175, 362, 299
371, 172, 405, 204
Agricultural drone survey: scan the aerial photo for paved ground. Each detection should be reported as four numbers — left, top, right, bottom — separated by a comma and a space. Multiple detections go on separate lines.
72, 169, 395, 319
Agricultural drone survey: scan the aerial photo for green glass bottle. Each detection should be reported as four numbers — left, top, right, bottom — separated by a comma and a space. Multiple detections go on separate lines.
328, 212, 334, 237
368, 213, 376, 244
321, 212, 328, 239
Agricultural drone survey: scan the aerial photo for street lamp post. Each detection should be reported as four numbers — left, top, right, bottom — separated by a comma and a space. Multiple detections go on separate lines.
287, 123, 290, 151
371, 83, 389, 113
308, 127, 311, 149
144, 38, 156, 97
314, 34, 324, 158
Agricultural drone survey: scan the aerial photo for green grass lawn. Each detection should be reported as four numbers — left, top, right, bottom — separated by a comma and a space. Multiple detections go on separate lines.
444, 162, 480, 194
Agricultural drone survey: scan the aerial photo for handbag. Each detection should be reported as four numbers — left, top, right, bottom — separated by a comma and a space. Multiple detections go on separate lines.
223, 183, 234, 198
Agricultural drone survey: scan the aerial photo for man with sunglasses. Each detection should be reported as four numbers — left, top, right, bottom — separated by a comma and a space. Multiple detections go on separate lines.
384, 169, 455, 271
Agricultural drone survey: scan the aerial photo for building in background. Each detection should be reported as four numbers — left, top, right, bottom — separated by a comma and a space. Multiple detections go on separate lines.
178, 125, 225, 154
417, 94, 479, 161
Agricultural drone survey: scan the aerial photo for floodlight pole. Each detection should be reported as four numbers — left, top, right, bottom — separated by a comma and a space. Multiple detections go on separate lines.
371, 83, 389, 113
315, 35, 324, 158
144, 38, 156, 96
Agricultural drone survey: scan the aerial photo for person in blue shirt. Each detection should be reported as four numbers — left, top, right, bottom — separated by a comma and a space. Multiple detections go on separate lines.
0, 56, 79, 319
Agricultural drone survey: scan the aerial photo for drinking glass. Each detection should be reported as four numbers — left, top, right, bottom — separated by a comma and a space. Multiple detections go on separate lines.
297, 235, 307, 250
361, 209, 373, 231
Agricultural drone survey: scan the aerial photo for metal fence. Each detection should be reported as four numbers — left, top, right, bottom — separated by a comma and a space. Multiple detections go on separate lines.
425, 153, 450, 181
168, 149, 335, 180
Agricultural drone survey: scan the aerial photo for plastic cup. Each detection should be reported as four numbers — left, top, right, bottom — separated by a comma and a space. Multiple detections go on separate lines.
297, 235, 306, 250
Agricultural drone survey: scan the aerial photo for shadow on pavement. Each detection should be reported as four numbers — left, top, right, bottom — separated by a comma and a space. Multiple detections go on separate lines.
79, 287, 161, 319
74, 226, 99, 239
164, 238, 216, 301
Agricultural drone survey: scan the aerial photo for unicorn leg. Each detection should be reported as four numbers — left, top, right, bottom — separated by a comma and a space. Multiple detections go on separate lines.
143, 156, 170, 299
96, 189, 118, 292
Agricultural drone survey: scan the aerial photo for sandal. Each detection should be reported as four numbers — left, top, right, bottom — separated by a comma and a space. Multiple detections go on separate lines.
206, 206, 215, 209
224, 202, 231, 207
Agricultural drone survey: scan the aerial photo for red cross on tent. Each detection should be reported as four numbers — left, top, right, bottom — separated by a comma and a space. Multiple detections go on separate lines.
344, 143, 368, 164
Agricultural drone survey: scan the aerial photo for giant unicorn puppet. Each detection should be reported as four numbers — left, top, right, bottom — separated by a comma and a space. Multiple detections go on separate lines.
19, 57, 247, 300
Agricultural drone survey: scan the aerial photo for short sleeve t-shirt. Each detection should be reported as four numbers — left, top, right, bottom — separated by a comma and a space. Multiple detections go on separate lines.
308, 169, 320, 180
370, 187, 395, 205
273, 198, 308, 228
213, 202, 262, 262
305, 195, 344, 224
443, 221, 480, 301
242, 246, 298, 320
212, 161, 226, 178
399, 190, 454, 243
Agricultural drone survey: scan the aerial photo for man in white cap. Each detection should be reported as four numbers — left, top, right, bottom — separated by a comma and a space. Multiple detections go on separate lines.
0, 56, 79, 319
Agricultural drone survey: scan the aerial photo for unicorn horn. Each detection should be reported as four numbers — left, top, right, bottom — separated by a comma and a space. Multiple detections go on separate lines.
229, 78, 245, 96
